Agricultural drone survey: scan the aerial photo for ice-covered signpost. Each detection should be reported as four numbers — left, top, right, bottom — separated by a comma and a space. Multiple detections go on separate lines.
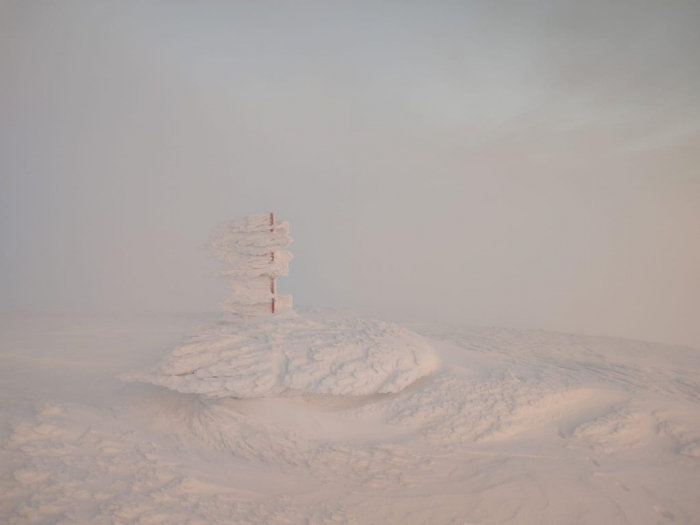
122, 213, 439, 399
210, 212, 293, 317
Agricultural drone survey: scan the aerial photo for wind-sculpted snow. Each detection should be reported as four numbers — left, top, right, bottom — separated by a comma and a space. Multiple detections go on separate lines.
121, 315, 441, 398
3, 313, 700, 524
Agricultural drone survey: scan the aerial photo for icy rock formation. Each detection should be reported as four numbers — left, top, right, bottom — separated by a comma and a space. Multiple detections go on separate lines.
121, 315, 440, 398
210, 213, 293, 317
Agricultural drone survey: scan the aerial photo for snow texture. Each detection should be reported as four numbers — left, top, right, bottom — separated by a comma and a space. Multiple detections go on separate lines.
210, 213, 293, 317
2, 312, 700, 524
121, 315, 441, 398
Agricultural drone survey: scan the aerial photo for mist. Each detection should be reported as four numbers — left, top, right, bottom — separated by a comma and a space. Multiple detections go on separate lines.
1, 0, 699, 348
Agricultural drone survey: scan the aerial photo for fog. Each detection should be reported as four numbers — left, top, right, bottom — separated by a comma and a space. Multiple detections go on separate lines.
1, 0, 699, 348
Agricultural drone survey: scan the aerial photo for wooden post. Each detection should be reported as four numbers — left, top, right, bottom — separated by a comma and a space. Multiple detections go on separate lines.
270, 212, 275, 314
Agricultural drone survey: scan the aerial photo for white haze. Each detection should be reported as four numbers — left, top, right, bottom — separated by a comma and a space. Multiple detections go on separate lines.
1, 0, 699, 348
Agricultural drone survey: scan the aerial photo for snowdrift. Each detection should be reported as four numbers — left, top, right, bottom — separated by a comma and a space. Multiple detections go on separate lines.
121, 315, 441, 398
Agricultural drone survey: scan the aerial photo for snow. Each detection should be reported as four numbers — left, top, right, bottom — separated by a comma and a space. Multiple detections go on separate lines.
2, 312, 700, 524
120, 313, 441, 398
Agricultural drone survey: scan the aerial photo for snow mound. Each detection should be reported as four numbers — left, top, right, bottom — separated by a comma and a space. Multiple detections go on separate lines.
121, 315, 441, 398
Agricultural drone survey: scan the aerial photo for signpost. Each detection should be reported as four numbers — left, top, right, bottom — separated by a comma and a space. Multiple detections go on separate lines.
210, 212, 293, 317
270, 212, 276, 314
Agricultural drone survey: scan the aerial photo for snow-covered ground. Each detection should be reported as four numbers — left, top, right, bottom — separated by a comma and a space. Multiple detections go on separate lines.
1, 311, 699, 524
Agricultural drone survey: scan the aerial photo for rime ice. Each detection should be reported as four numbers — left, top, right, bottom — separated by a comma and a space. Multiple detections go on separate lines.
210, 213, 293, 317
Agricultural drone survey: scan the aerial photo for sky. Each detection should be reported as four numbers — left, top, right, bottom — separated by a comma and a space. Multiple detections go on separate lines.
1, 0, 699, 348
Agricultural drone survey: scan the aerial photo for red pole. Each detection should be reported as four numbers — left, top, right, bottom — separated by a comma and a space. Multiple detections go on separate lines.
270, 212, 275, 314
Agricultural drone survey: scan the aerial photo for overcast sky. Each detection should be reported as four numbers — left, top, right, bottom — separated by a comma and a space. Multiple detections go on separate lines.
1, 0, 699, 348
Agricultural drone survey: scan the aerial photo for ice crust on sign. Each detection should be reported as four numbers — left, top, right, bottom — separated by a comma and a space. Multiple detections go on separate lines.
121, 315, 441, 398
210, 213, 293, 317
